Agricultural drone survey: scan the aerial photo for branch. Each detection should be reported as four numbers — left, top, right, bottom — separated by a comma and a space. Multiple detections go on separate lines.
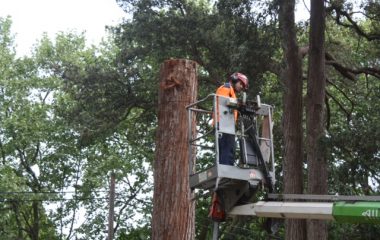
113, 194, 136, 234
325, 81, 353, 123
325, 95, 331, 130
16, 147, 40, 191
327, 5, 380, 41
350, 67, 380, 78
21, 208, 33, 237
0, 137, 6, 165
115, 178, 149, 233
325, 59, 356, 81
325, 52, 380, 80
325, 90, 350, 119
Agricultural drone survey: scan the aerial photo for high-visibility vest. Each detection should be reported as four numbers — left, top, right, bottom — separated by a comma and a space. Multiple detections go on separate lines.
215, 82, 238, 122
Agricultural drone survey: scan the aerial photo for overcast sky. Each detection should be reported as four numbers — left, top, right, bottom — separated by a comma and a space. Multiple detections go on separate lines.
0, 0, 310, 57
0, 0, 126, 56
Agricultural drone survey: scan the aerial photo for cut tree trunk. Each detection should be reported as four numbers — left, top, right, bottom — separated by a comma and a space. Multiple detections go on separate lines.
152, 59, 198, 240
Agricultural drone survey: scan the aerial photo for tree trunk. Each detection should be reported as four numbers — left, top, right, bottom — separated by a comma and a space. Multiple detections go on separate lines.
279, 0, 307, 239
152, 59, 197, 240
307, 0, 328, 239
32, 201, 39, 240
108, 172, 115, 240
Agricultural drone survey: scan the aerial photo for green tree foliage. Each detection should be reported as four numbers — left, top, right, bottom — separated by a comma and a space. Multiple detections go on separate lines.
114, 0, 279, 95
0, 16, 62, 240
324, 21, 380, 198
0, 17, 152, 239
318, 3, 380, 237
327, 0, 380, 41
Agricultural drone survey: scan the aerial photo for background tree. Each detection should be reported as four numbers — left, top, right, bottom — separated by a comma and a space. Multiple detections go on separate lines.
306, 0, 327, 239
0, 17, 62, 240
0, 19, 153, 239
278, 0, 306, 239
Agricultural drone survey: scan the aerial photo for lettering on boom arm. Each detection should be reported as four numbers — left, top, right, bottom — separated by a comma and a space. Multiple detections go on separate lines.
362, 209, 379, 219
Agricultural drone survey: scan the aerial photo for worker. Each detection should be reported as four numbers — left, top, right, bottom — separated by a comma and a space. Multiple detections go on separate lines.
215, 72, 249, 165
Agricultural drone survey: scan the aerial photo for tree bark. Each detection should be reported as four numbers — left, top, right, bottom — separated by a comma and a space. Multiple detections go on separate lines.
152, 59, 197, 240
32, 201, 39, 240
307, 0, 328, 239
108, 172, 115, 240
279, 0, 306, 239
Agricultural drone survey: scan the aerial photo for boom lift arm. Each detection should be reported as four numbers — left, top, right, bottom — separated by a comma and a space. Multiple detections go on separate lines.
229, 194, 380, 224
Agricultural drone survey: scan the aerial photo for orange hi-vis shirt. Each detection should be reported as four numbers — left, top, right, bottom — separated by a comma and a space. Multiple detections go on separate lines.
215, 82, 238, 122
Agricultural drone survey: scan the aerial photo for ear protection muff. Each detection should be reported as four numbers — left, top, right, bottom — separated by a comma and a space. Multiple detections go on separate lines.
229, 73, 239, 84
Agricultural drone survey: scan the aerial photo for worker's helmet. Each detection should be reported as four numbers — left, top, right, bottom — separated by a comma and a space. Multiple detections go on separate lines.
230, 72, 249, 90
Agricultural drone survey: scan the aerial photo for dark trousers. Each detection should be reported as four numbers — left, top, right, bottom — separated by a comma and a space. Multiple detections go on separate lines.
218, 133, 235, 165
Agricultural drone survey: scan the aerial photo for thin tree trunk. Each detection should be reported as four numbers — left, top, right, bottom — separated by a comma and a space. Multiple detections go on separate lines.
279, 0, 307, 239
306, 0, 328, 239
108, 172, 116, 240
152, 59, 198, 240
32, 201, 39, 240
11, 201, 24, 240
